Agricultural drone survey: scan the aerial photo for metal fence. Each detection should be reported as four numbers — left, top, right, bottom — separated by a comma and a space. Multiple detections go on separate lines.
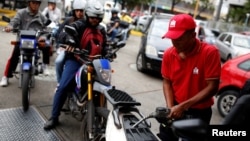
207, 20, 250, 33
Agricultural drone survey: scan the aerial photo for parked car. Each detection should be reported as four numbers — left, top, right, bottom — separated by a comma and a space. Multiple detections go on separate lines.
239, 31, 250, 36
196, 27, 217, 45
137, 15, 152, 32
136, 14, 212, 74
216, 53, 250, 117
136, 14, 174, 73
215, 32, 250, 61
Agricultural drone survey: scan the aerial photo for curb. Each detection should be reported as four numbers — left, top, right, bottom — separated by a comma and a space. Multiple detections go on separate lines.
0, 21, 8, 26
0, 8, 16, 26
130, 30, 143, 37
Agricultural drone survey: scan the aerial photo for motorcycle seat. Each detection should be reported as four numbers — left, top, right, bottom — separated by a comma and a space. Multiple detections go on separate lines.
104, 88, 141, 107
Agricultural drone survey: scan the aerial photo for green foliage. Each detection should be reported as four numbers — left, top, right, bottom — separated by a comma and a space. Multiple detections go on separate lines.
227, 0, 250, 25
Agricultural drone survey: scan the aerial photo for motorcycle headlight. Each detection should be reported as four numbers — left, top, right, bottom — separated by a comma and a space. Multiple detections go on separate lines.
99, 69, 112, 83
145, 45, 157, 57
20, 39, 35, 49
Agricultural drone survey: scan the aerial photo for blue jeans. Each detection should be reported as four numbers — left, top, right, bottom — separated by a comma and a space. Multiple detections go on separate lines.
55, 50, 65, 83
110, 28, 118, 42
51, 59, 81, 120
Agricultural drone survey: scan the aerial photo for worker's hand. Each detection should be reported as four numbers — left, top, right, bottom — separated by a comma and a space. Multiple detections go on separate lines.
168, 105, 185, 119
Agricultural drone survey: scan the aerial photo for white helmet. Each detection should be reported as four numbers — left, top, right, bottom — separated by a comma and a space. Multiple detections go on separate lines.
121, 9, 127, 13
72, 0, 86, 10
85, 0, 104, 19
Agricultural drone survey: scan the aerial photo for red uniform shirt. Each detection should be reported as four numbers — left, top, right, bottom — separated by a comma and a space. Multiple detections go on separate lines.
161, 39, 221, 109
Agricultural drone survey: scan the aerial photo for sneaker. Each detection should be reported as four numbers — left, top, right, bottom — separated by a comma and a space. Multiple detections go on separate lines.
43, 65, 50, 76
0, 76, 9, 87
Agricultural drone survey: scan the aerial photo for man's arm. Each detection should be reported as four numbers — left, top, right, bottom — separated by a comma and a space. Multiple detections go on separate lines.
5, 9, 23, 31
178, 79, 219, 110
162, 78, 175, 108
42, 7, 48, 17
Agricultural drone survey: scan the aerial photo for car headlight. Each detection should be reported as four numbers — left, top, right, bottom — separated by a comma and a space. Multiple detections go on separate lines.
145, 45, 157, 56
21, 39, 35, 49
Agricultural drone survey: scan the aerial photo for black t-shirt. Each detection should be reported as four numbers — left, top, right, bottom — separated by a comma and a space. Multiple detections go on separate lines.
110, 16, 120, 27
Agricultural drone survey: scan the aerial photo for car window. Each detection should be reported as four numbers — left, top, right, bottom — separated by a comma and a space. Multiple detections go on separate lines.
233, 36, 250, 48
219, 34, 227, 41
204, 28, 215, 36
198, 27, 205, 36
150, 19, 169, 37
238, 59, 250, 71
225, 35, 232, 43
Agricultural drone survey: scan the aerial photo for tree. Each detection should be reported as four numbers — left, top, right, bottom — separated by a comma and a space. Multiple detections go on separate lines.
190, 0, 214, 17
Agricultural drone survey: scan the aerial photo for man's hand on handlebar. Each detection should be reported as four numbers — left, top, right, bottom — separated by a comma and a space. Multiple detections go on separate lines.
4, 26, 13, 32
65, 45, 75, 53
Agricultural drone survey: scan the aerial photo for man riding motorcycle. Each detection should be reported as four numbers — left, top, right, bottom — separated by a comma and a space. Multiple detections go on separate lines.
43, 0, 108, 130
0, 0, 51, 87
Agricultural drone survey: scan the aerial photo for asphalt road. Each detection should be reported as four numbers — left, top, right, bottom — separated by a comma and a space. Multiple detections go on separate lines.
0, 28, 223, 141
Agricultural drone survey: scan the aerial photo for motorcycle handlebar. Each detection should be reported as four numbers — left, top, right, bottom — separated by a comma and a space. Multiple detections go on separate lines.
59, 43, 117, 61
132, 107, 171, 128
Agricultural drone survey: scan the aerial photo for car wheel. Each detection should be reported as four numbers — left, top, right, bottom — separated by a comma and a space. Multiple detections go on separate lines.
136, 53, 147, 73
217, 90, 239, 117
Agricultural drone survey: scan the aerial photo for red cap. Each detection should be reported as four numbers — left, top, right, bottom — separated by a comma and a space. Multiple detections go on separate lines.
162, 14, 196, 39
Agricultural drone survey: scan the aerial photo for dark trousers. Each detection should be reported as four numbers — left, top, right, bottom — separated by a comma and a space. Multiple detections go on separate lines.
157, 107, 212, 141
4, 45, 50, 77
51, 59, 81, 120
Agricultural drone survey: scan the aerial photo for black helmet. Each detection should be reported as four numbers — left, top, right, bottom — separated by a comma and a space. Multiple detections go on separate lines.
85, 0, 104, 19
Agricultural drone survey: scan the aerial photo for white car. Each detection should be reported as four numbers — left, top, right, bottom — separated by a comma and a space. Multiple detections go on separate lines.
215, 32, 250, 61
137, 15, 152, 32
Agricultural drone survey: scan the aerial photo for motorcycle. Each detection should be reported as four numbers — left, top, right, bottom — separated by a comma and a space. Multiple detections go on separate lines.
59, 25, 126, 140
2, 15, 51, 111
46, 21, 60, 55
173, 94, 250, 141
106, 20, 131, 42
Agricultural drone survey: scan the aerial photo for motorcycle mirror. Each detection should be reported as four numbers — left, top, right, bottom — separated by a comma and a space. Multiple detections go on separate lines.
64, 25, 78, 37
116, 41, 126, 48
2, 15, 10, 23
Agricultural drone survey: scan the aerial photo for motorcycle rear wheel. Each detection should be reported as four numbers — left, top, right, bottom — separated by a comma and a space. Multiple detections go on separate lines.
22, 71, 31, 112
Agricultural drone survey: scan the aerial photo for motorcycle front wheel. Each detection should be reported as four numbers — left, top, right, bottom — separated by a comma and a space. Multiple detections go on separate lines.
22, 71, 31, 112
80, 103, 107, 141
